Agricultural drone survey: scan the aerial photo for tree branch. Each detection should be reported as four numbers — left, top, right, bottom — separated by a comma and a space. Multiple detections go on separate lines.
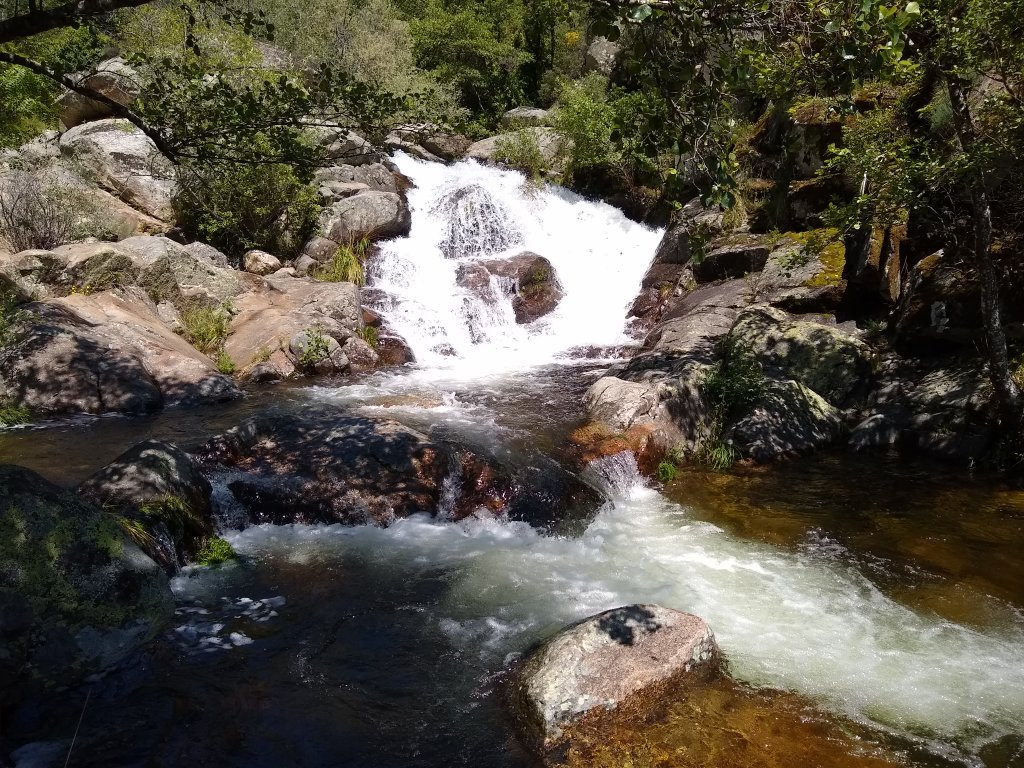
0, 0, 153, 44
0, 50, 179, 161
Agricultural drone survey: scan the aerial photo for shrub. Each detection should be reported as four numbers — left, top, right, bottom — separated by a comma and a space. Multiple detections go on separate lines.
315, 239, 369, 285
493, 130, 549, 182
197, 536, 237, 566
0, 171, 78, 251
0, 291, 24, 348
181, 301, 232, 359
656, 460, 678, 483
358, 325, 379, 347
174, 157, 322, 265
692, 337, 765, 470
297, 326, 332, 368
554, 74, 616, 175
0, 402, 32, 427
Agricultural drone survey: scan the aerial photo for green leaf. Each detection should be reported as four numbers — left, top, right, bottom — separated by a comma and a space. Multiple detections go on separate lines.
629, 4, 654, 22
905, 1, 921, 14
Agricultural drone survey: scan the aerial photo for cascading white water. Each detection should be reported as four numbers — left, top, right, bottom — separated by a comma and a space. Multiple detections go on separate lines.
367, 154, 663, 373
232, 157, 1024, 762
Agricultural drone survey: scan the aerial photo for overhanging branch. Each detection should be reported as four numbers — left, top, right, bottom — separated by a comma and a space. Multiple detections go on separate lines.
0, 0, 153, 44
0, 50, 179, 161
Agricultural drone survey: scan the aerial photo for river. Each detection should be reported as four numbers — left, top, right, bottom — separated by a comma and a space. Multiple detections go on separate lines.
2, 155, 1022, 768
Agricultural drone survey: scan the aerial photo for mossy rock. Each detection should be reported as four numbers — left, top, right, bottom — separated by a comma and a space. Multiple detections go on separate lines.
77, 440, 215, 571
0, 465, 173, 704
729, 306, 872, 404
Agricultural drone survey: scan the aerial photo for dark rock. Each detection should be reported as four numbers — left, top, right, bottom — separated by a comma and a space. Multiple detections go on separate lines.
77, 441, 213, 570
376, 330, 415, 367
692, 238, 771, 283
0, 466, 172, 710
458, 252, 564, 324
893, 250, 980, 347
727, 379, 845, 462
198, 410, 513, 526
0, 292, 240, 417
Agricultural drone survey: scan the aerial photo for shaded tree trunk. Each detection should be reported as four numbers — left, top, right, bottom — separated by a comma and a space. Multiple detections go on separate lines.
946, 77, 1023, 431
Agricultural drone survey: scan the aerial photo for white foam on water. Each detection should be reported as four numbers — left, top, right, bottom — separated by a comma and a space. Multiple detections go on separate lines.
224, 478, 1024, 759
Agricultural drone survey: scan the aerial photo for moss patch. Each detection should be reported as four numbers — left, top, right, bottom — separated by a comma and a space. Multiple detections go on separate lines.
782, 228, 846, 287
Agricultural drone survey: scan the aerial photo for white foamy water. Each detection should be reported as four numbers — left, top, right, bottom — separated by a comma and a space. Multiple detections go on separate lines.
282, 159, 1024, 761
225, 467, 1024, 761
368, 154, 662, 373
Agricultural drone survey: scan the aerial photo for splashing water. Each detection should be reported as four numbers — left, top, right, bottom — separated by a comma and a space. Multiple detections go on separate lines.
226, 470, 1024, 763
367, 154, 662, 373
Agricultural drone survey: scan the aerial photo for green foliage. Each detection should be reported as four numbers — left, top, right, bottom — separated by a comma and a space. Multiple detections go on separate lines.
656, 460, 678, 484
691, 337, 765, 470
0, 26, 108, 149
197, 536, 237, 566
181, 301, 232, 359
493, 129, 549, 181
315, 238, 369, 284
298, 326, 332, 367
0, 401, 31, 427
409, 0, 530, 123
0, 290, 23, 348
174, 150, 322, 263
554, 74, 615, 177
359, 325, 379, 348
215, 349, 236, 375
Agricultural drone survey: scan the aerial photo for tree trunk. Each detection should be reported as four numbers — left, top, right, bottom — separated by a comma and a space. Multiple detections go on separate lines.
946, 77, 1023, 430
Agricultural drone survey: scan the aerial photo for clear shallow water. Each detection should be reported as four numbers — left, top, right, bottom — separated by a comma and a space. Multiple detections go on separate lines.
4, 157, 1024, 767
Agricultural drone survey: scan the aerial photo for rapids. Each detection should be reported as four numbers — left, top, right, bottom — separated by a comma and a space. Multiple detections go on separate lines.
4, 154, 1023, 768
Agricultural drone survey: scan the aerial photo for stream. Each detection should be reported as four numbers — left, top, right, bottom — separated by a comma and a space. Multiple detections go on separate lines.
3, 155, 1023, 768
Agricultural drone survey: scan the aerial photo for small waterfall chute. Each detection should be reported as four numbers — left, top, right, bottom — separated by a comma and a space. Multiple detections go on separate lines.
434, 183, 522, 260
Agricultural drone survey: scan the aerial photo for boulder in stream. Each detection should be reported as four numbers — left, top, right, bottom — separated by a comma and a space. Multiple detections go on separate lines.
198, 410, 515, 525
509, 604, 719, 754
0, 465, 173, 711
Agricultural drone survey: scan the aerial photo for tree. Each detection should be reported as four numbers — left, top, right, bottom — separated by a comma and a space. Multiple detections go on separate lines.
0, 0, 406, 167
596, 0, 1024, 434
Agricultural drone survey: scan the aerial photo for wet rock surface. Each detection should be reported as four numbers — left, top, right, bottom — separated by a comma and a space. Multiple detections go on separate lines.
510, 604, 719, 753
198, 410, 516, 525
0, 466, 173, 711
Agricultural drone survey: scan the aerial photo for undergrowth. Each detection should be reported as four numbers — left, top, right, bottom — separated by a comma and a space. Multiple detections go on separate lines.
315, 238, 369, 285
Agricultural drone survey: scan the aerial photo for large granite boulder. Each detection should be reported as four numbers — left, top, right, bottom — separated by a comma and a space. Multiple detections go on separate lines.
317, 191, 411, 244
0, 288, 240, 417
77, 440, 214, 571
584, 36, 621, 76
223, 272, 362, 376
509, 605, 719, 753
727, 378, 845, 462
58, 119, 176, 221
0, 466, 173, 710
457, 252, 563, 324
729, 306, 873, 404
466, 128, 563, 168
56, 57, 141, 129
198, 410, 514, 525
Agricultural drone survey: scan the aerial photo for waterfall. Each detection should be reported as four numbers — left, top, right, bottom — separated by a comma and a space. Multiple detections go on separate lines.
366, 154, 663, 372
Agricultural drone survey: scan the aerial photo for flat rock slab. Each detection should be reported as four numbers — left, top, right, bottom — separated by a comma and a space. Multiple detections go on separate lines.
510, 604, 719, 752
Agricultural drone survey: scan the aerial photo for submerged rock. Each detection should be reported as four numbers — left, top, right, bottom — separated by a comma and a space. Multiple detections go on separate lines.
0, 466, 173, 710
198, 410, 515, 526
509, 604, 719, 754
457, 252, 564, 324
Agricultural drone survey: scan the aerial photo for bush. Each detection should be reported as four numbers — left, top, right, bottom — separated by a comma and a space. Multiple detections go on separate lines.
493, 129, 549, 181
0, 402, 32, 428
197, 536, 237, 566
181, 301, 232, 356
0, 171, 78, 251
315, 239, 370, 284
693, 337, 765, 470
174, 157, 322, 265
297, 326, 332, 368
554, 73, 616, 175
